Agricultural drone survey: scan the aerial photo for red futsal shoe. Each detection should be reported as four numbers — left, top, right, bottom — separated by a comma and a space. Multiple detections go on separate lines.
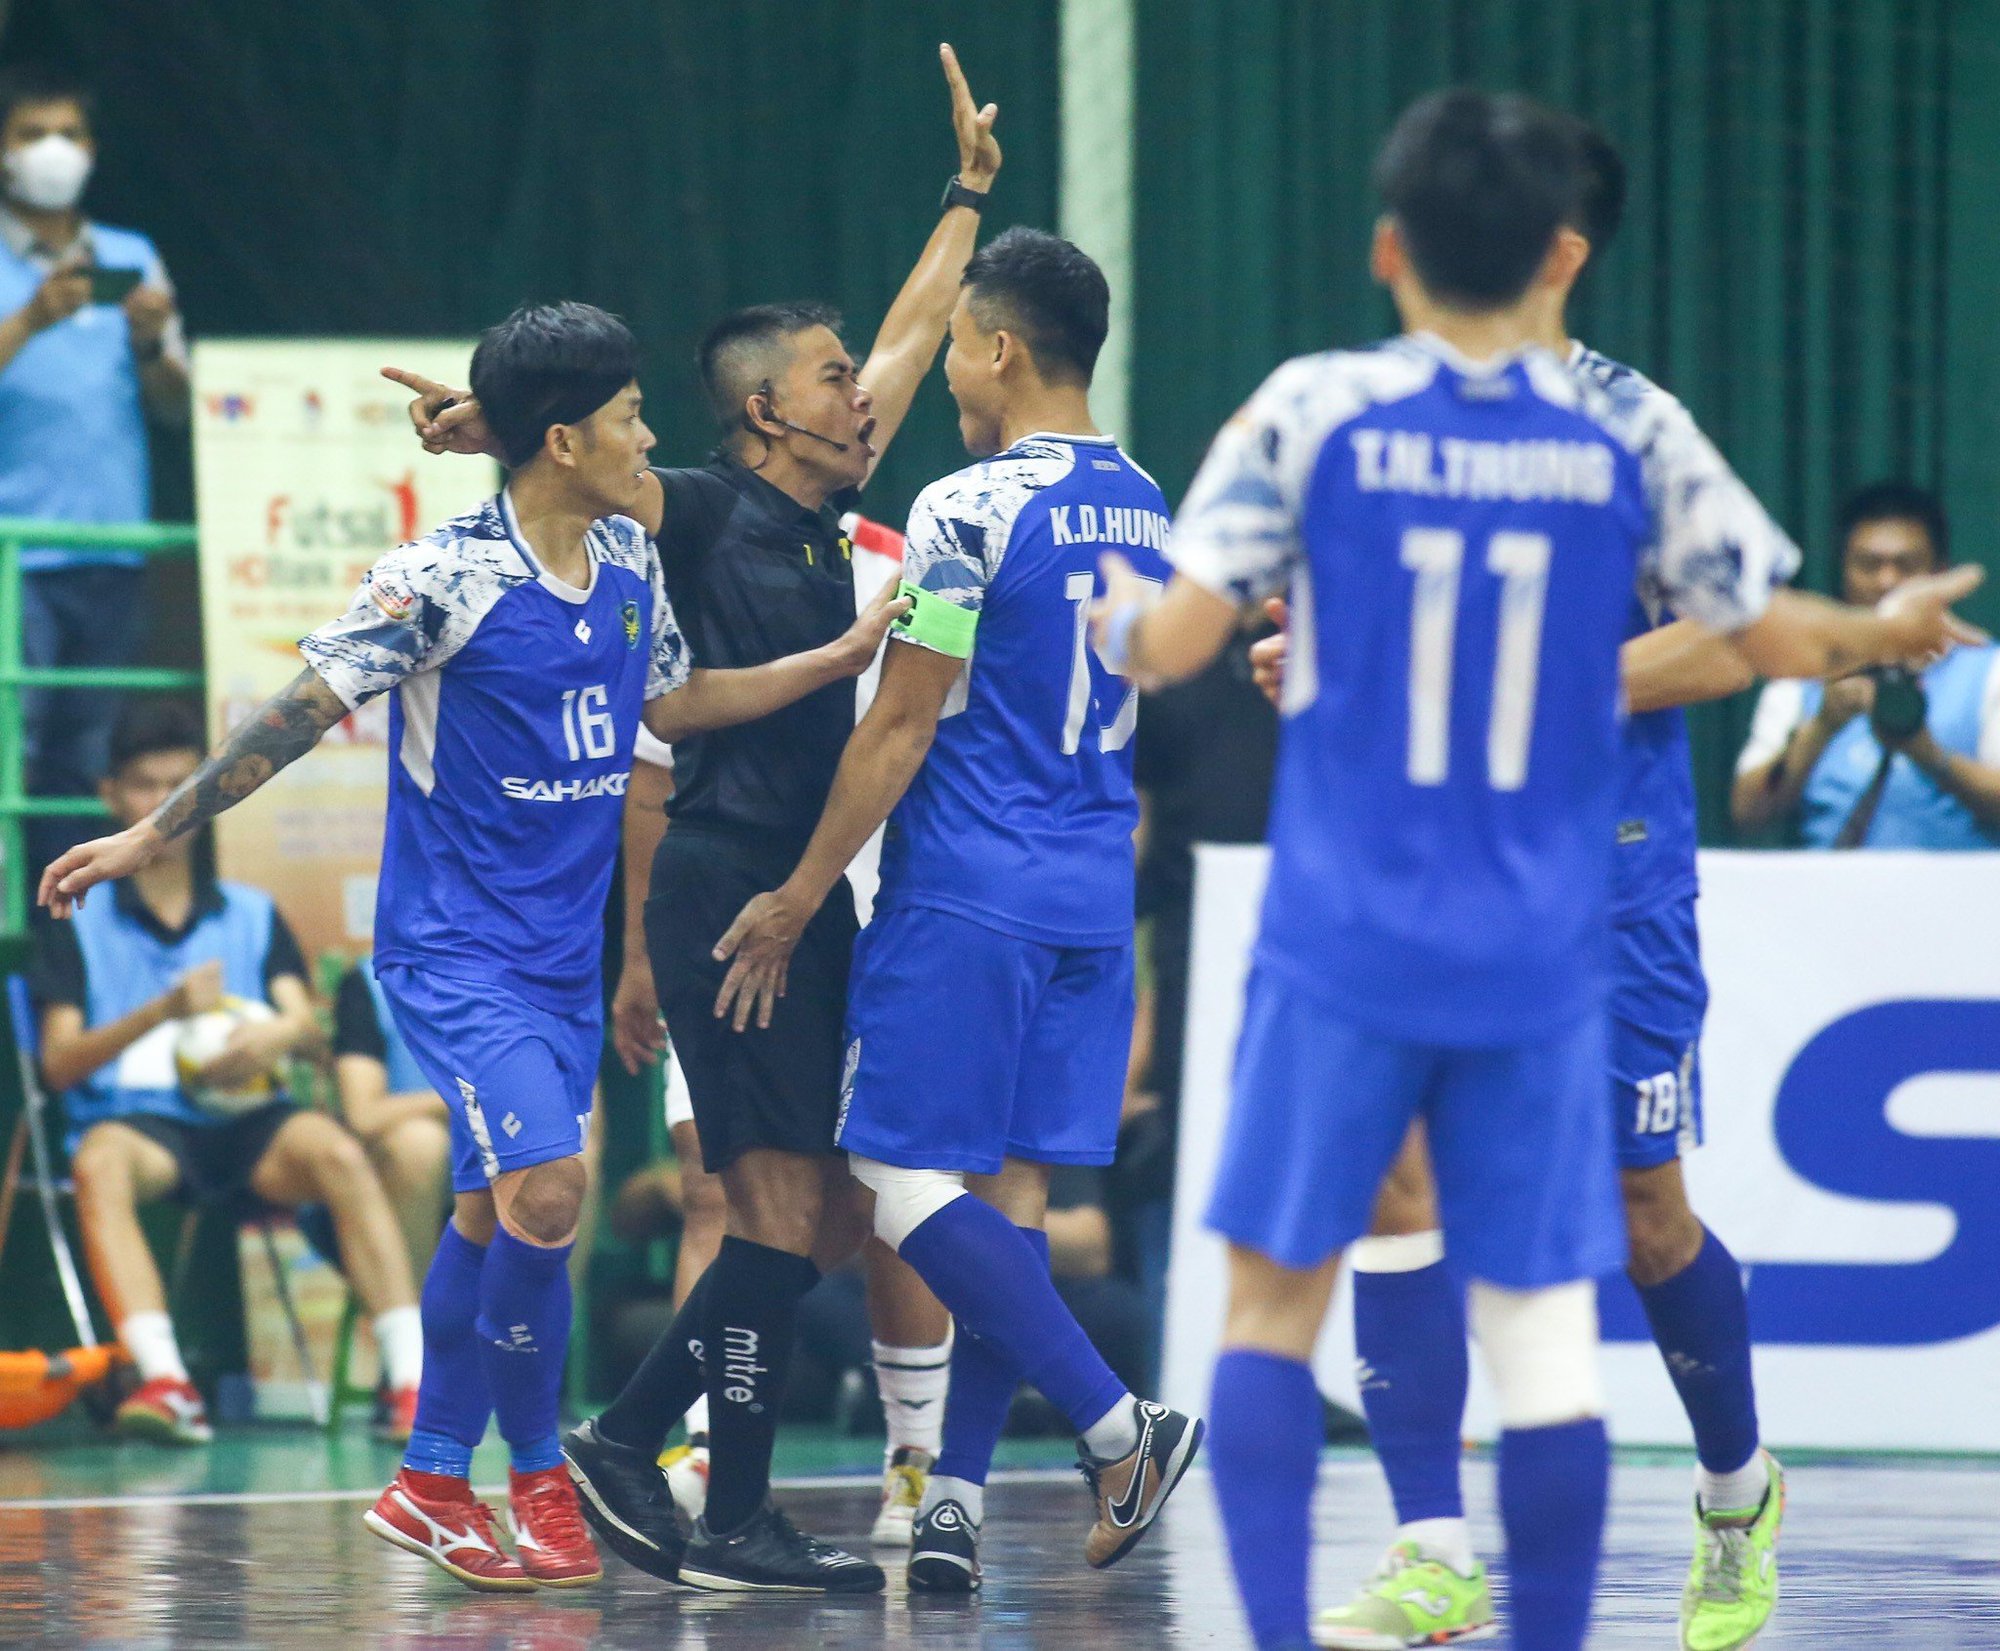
507, 1464, 603, 1587
364, 1467, 534, 1592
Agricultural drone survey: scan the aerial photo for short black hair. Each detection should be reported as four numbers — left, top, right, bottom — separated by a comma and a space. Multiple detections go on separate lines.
1568, 117, 1627, 253
469, 302, 639, 469
1839, 480, 1949, 564
697, 301, 843, 431
109, 700, 206, 776
1373, 88, 1581, 310
0, 65, 94, 136
961, 227, 1109, 386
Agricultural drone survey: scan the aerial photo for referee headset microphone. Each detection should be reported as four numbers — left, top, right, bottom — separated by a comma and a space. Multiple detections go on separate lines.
748, 379, 849, 452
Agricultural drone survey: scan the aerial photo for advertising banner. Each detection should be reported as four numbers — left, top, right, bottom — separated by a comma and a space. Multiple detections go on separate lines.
1165, 847, 2000, 1452
191, 341, 494, 965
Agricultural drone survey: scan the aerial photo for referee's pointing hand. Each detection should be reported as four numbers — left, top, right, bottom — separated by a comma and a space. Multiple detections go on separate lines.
713, 888, 812, 1033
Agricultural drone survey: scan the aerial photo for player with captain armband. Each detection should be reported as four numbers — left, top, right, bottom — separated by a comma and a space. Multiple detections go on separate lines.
1089, 89, 1982, 1651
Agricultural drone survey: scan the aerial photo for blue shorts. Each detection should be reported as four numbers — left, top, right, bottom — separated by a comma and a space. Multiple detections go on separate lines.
376, 964, 599, 1194
837, 905, 1134, 1175
1609, 898, 1707, 1171
1206, 965, 1626, 1288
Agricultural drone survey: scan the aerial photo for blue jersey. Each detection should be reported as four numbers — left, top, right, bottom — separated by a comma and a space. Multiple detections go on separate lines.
1568, 345, 1802, 922
877, 433, 1173, 947
1171, 336, 1797, 1045
301, 492, 690, 1014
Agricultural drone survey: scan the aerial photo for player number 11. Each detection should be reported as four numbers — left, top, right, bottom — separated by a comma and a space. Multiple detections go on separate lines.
1401, 527, 1552, 790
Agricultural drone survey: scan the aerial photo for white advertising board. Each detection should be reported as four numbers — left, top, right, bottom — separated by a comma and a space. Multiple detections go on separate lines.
1165, 847, 2000, 1452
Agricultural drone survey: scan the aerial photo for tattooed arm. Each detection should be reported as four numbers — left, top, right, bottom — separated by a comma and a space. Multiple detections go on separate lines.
38, 667, 349, 918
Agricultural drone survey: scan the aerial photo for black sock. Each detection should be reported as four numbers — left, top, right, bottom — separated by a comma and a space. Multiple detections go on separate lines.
702, 1235, 819, 1533
597, 1263, 717, 1456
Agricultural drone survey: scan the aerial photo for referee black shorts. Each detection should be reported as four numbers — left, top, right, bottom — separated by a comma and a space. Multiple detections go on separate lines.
646, 825, 859, 1174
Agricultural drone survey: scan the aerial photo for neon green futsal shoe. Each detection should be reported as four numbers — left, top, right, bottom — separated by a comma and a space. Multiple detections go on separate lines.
1313, 1541, 1497, 1648
1681, 1451, 1785, 1651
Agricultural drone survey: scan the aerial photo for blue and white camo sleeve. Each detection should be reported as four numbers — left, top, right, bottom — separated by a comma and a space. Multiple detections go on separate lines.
640, 536, 693, 699
902, 478, 997, 616
1635, 397, 1802, 633
1169, 372, 1308, 608
298, 539, 459, 710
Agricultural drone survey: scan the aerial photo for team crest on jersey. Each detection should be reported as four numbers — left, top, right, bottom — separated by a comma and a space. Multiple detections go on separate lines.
621, 599, 640, 648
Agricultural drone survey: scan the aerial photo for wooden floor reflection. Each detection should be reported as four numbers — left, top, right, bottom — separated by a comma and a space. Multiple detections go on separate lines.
1, 1457, 1997, 1648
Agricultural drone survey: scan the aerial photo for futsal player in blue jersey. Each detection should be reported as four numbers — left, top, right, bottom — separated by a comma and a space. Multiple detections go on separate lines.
1090, 92, 1982, 1651
712, 227, 1204, 1591
40, 301, 907, 1594
1297, 122, 1806, 1651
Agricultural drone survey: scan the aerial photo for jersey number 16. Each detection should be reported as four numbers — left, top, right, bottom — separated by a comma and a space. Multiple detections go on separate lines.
1061, 569, 1162, 755
1401, 527, 1552, 791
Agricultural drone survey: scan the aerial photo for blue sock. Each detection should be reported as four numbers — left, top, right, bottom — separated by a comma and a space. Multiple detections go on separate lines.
1497, 1418, 1608, 1651
403, 1223, 493, 1479
1210, 1349, 1320, 1651
1353, 1260, 1467, 1523
899, 1196, 1126, 1434
1635, 1227, 1760, 1475
474, 1227, 573, 1475
934, 1226, 1048, 1486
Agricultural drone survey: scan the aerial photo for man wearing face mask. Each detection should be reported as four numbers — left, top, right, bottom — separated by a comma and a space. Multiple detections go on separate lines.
0, 65, 191, 863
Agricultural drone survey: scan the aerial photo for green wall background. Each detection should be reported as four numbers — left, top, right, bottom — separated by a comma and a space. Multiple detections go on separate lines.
10, 0, 2000, 840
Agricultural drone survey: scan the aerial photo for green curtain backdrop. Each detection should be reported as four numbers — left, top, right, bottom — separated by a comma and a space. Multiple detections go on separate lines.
3, 0, 1061, 522
1132, 0, 2000, 840
9, 0, 1998, 838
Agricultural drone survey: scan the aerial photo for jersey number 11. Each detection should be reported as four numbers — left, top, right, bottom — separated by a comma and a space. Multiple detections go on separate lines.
1401, 527, 1551, 791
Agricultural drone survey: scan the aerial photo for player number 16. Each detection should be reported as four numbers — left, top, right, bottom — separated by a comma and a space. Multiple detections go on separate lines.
560, 684, 616, 761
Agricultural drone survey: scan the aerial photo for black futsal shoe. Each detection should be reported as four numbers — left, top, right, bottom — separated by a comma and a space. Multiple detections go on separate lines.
906, 1497, 982, 1593
678, 1500, 886, 1593
562, 1418, 686, 1583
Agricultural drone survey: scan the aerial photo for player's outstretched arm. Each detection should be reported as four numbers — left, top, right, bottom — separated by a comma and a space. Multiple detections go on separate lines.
1728, 574, 1986, 682
37, 667, 350, 918
1621, 619, 1757, 714
851, 43, 1001, 484
1092, 553, 1239, 690
643, 580, 910, 745
710, 641, 962, 1033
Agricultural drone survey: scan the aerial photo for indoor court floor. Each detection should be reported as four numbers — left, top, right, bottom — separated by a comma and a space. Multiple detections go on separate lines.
0, 1430, 1996, 1648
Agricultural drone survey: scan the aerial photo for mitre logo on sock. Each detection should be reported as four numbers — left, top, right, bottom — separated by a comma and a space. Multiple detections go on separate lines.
722, 1325, 767, 1409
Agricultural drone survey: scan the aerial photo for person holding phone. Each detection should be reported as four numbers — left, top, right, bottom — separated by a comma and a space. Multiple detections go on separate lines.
0, 63, 191, 866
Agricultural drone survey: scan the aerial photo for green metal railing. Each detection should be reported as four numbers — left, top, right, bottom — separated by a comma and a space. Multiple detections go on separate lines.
0, 519, 202, 934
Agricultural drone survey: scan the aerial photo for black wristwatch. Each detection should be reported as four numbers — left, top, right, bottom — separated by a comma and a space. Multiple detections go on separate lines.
941, 175, 988, 214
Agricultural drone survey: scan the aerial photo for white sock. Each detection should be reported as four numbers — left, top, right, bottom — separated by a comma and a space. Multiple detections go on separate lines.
373, 1306, 424, 1391
873, 1336, 951, 1457
1081, 1393, 1140, 1461
1398, 1516, 1476, 1577
920, 1472, 983, 1526
1696, 1450, 1769, 1517
120, 1311, 188, 1384
684, 1392, 710, 1442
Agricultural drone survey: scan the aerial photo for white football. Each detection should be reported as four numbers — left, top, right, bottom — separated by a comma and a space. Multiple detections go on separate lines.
174, 996, 281, 1117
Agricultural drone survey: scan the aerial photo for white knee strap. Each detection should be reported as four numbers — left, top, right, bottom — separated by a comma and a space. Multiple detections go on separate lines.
1468, 1278, 1603, 1429
1350, 1229, 1446, 1273
848, 1155, 966, 1251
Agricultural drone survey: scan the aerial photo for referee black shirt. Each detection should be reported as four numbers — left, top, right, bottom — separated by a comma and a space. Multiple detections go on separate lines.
652, 452, 862, 850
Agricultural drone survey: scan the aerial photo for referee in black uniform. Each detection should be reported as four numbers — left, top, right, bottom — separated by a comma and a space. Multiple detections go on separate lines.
385, 44, 1001, 1591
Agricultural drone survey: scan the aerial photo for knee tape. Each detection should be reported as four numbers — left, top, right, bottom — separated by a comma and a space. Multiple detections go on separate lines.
1468, 1278, 1603, 1429
848, 1155, 966, 1251
1350, 1229, 1446, 1274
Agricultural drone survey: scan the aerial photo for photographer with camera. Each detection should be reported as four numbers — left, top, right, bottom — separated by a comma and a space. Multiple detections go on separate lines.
1733, 482, 2000, 847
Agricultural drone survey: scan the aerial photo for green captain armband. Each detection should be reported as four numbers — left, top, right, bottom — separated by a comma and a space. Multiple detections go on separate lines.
891, 579, 979, 658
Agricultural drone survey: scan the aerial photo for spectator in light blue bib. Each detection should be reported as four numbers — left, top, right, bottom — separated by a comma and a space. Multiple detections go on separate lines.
0, 65, 191, 867
1733, 481, 2000, 848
